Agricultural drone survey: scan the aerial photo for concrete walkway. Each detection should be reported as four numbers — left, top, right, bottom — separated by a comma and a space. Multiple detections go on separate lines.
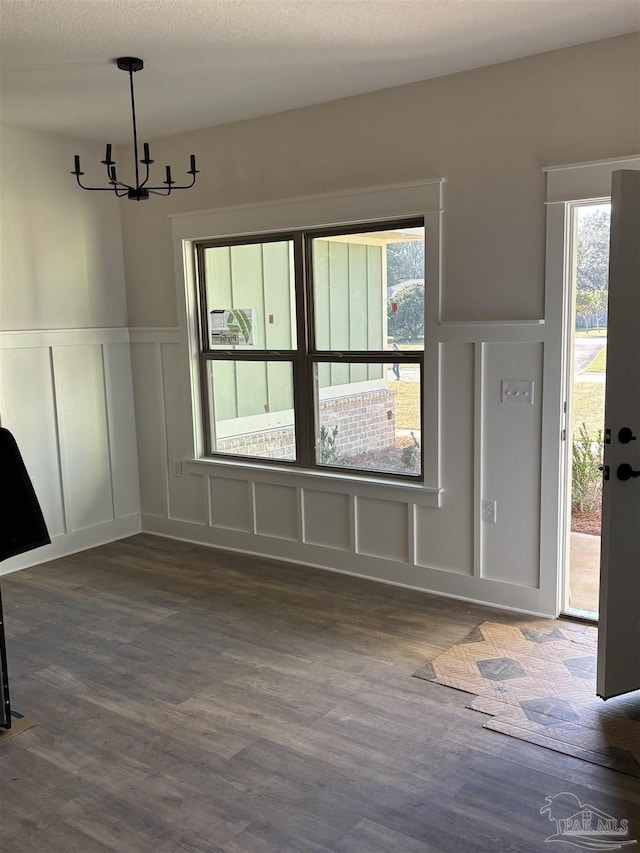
569, 531, 600, 615
574, 336, 606, 373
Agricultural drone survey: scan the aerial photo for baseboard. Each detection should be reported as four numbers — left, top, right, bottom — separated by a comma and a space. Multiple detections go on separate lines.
0, 515, 142, 576
141, 513, 554, 618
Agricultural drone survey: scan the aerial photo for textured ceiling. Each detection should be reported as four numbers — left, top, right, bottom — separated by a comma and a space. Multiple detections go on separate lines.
2, 0, 639, 143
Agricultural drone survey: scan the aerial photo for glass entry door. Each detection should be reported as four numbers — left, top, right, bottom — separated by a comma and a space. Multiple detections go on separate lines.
564, 202, 610, 618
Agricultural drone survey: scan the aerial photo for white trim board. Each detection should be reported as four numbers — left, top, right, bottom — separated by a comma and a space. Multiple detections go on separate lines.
169, 179, 444, 242
141, 519, 555, 619
544, 156, 640, 203
0, 327, 130, 349
0, 515, 141, 576
540, 156, 633, 617
171, 180, 445, 495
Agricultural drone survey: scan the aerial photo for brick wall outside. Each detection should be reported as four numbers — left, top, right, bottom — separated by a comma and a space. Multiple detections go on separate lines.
216, 388, 396, 459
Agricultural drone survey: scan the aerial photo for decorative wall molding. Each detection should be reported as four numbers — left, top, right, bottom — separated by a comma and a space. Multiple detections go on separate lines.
129, 328, 181, 344
131, 320, 550, 615
544, 155, 640, 204
169, 179, 444, 242
141, 518, 553, 618
0, 327, 130, 349
0, 327, 141, 574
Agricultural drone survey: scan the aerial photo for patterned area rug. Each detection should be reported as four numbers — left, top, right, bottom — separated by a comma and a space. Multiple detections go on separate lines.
414, 620, 640, 777
0, 710, 36, 744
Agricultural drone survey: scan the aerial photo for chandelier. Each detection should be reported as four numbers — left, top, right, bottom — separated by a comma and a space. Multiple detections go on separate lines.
71, 57, 199, 201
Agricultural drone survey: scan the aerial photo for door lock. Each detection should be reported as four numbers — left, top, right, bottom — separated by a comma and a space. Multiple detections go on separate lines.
599, 465, 610, 481
618, 427, 637, 444
617, 463, 640, 481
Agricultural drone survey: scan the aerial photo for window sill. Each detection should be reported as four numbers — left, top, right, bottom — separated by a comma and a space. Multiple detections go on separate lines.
182, 457, 442, 507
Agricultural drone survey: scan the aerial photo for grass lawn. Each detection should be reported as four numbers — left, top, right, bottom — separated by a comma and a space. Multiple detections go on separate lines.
575, 329, 608, 338
572, 380, 605, 439
391, 373, 605, 436
586, 346, 607, 373
392, 380, 420, 430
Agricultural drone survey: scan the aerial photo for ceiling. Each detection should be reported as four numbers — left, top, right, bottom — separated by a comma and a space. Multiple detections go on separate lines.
2, 0, 639, 144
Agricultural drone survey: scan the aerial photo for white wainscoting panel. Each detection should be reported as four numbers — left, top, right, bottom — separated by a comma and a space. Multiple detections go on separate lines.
254, 483, 300, 541
0, 346, 66, 537
52, 344, 114, 531
161, 342, 207, 525
105, 342, 143, 521
0, 328, 141, 575
129, 342, 169, 520
134, 324, 557, 616
356, 497, 409, 563
210, 476, 252, 532
302, 489, 351, 551
482, 341, 543, 588
415, 342, 475, 574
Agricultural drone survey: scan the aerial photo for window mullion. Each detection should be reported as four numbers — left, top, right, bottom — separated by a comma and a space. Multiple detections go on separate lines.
293, 232, 313, 467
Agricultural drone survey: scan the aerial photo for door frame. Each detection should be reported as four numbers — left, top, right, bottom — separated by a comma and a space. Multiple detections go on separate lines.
541, 156, 640, 618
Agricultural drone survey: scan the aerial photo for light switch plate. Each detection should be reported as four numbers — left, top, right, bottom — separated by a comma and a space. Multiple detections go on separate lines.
501, 380, 534, 404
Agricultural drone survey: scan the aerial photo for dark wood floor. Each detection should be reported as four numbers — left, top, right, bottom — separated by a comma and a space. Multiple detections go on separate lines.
1, 534, 638, 852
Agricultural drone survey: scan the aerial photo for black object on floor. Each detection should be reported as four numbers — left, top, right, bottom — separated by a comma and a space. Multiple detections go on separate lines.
0, 587, 10, 729
0, 427, 51, 562
0, 427, 51, 729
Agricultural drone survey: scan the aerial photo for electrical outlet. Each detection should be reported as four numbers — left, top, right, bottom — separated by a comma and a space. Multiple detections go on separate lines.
173, 460, 183, 478
482, 499, 497, 523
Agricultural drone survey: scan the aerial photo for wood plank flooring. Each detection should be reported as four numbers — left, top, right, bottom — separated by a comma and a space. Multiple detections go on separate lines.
1, 534, 638, 852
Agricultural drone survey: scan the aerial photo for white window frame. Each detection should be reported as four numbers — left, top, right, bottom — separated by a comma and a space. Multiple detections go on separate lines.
171, 180, 444, 507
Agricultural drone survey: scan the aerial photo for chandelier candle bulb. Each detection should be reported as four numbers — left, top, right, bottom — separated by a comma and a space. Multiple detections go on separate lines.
190, 154, 196, 174
104, 144, 112, 164
143, 143, 150, 163
166, 166, 173, 184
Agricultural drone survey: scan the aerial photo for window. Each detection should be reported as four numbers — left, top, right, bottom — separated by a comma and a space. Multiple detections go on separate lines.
195, 219, 425, 479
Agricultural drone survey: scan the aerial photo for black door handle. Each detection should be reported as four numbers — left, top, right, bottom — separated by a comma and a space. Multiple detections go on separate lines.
618, 427, 637, 444
617, 463, 640, 481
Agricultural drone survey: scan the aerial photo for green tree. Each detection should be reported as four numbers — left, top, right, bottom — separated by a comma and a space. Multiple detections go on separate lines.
576, 286, 608, 332
386, 240, 424, 287
591, 287, 608, 331
575, 289, 596, 331
388, 282, 424, 342
574, 207, 610, 331
576, 208, 610, 294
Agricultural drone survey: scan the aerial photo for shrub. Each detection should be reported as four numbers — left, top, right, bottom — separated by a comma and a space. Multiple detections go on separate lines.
319, 425, 340, 464
399, 431, 420, 468
572, 422, 604, 513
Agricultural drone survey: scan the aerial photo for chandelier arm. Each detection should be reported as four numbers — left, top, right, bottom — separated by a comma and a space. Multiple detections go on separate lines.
138, 160, 152, 190
104, 165, 132, 192
145, 174, 197, 192
75, 169, 133, 194
148, 188, 173, 197
75, 174, 129, 192
104, 162, 137, 193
